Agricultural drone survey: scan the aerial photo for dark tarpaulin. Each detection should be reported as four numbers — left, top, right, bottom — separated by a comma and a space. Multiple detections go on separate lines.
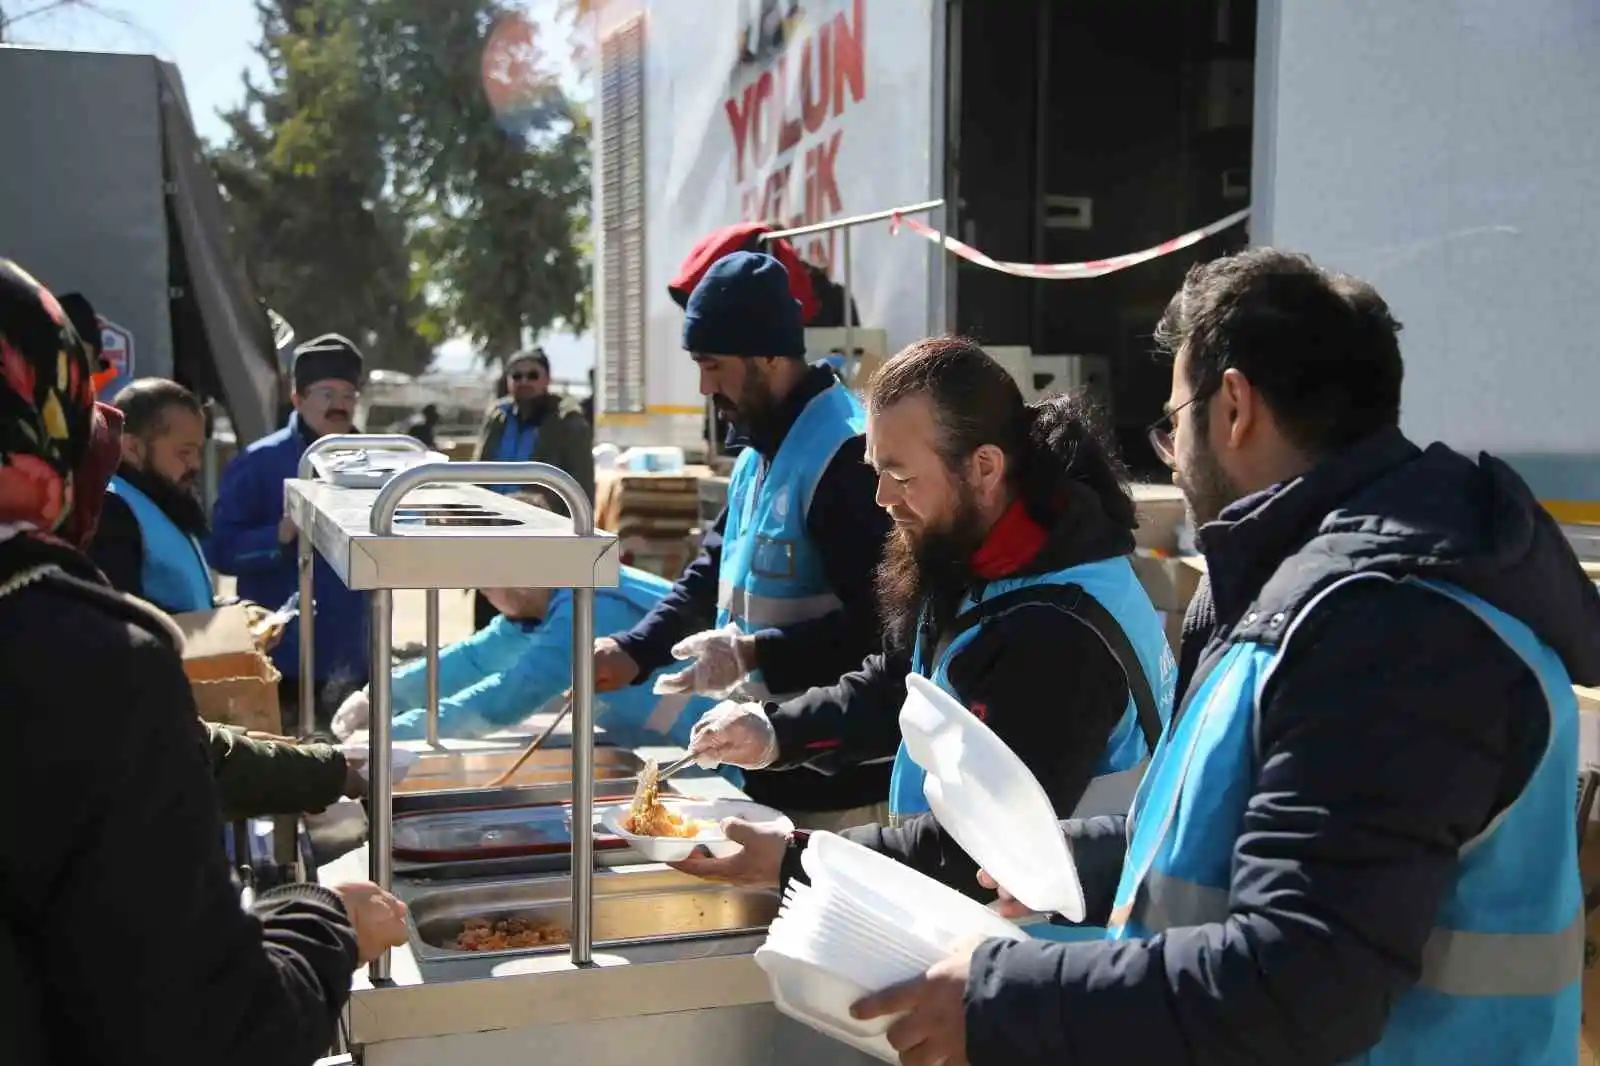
0, 47, 278, 443
156, 60, 279, 443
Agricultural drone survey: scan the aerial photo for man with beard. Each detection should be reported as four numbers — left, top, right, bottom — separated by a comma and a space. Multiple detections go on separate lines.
676, 338, 1174, 907
209, 334, 372, 731
592, 251, 892, 829
839, 249, 1600, 1066
90, 375, 362, 822
92, 378, 215, 613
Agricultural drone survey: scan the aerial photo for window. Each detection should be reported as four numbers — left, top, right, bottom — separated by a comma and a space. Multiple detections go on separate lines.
598, 15, 647, 414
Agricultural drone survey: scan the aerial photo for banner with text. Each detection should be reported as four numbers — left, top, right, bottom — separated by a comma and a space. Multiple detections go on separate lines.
640, 0, 935, 407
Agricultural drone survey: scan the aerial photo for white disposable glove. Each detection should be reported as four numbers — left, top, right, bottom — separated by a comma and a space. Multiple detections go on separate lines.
652, 623, 752, 697
331, 688, 371, 741
689, 700, 779, 770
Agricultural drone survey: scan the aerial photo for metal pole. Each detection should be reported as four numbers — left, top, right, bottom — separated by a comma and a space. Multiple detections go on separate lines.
370, 461, 601, 970
941, 198, 954, 333
294, 434, 427, 735
928, 0, 950, 339
424, 590, 441, 747
366, 587, 395, 982
296, 532, 315, 735
761, 198, 945, 242
841, 227, 855, 379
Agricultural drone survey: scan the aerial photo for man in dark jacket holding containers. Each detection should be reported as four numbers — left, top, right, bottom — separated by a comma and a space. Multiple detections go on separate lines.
849, 250, 1600, 1066
592, 251, 893, 828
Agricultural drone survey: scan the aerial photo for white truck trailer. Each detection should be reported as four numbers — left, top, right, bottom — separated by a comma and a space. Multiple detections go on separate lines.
592, 0, 1600, 518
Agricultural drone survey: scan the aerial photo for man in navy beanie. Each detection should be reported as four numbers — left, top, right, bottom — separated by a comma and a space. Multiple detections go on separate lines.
592, 251, 895, 829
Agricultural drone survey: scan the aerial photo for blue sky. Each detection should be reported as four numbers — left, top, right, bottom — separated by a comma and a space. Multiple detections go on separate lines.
9, 0, 593, 378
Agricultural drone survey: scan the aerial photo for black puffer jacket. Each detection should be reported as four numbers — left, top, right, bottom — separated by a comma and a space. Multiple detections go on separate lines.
0, 536, 359, 1066
962, 429, 1600, 1066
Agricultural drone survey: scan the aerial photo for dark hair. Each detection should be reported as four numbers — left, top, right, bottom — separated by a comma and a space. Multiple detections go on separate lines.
1156, 247, 1404, 454
867, 336, 1136, 531
112, 378, 204, 439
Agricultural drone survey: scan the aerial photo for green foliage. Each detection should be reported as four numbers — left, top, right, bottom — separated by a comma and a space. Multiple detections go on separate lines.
212, 0, 590, 372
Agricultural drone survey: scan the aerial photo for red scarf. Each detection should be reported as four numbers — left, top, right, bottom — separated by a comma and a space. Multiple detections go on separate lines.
970, 498, 1049, 579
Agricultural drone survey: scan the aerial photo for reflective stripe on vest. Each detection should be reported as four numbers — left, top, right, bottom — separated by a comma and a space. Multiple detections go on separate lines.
1109, 869, 1583, 998
888, 556, 1177, 821
108, 475, 214, 612
716, 581, 843, 629
1108, 573, 1582, 1061
715, 382, 864, 692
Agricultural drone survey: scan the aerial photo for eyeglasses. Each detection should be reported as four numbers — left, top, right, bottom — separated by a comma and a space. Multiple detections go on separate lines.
509, 370, 544, 383
1146, 388, 1214, 468
304, 386, 360, 405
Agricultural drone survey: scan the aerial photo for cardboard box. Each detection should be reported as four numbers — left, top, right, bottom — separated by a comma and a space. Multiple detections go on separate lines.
618, 535, 696, 582
171, 605, 282, 734
1132, 483, 1188, 553
1131, 553, 1206, 613
1131, 552, 1206, 655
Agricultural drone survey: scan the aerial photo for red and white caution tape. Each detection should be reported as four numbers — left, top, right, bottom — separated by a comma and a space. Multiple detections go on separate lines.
890, 206, 1251, 280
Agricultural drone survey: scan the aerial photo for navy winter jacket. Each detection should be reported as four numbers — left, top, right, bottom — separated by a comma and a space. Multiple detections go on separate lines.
205, 413, 369, 690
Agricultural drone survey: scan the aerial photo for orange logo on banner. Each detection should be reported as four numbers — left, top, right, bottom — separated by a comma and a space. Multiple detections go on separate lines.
482, 12, 546, 114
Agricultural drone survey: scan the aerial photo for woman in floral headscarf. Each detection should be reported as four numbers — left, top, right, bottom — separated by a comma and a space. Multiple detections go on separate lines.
0, 259, 404, 1066
0, 261, 100, 553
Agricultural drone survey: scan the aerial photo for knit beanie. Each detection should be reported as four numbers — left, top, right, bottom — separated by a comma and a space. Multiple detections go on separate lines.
681, 251, 806, 359
506, 348, 551, 375
292, 333, 364, 391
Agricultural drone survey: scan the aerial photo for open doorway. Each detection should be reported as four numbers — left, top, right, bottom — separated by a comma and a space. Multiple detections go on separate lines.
948, 0, 1255, 478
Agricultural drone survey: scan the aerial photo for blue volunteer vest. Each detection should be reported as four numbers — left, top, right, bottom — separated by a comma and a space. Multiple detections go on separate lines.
583, 574, 745, 789
1108, 574, 1582, 1063
716, 381, 865, 695
888, 556, 1177, 824
489, 402, 539, 494
108, 475, 214, 612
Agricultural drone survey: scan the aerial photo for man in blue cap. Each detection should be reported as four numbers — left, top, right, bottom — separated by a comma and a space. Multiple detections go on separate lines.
591, 251, 893, 829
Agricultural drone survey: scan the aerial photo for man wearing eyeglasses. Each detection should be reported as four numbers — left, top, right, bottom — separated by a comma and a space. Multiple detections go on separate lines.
208, 334, 373, 731
471, 347, 595, 628
848, 249, 1600, 1066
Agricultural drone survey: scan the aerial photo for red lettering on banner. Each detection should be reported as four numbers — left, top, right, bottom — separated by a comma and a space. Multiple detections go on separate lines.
725, 91, 754, 184
800, 31, 830, 133
774, 54, 804, 157
805, 131, 843, 220
831, 0, 865, 113
753, 70, 775, 171
724, 0, 868, 277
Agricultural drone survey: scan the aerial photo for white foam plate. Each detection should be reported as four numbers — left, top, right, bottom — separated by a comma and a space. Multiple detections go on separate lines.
773, 893, 939, 984
597, 798, 793, 863
804, 831, 1028, 946
754, 945, 900, 1064
900, 674, 1087, 920
790, 885, 946, 970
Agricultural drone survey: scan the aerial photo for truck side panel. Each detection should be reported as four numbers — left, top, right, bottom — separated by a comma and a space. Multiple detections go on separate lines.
1253, 0, 1600, 512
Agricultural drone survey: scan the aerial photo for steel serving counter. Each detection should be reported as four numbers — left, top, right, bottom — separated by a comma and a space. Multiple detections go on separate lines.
286, 442, 876, 1066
